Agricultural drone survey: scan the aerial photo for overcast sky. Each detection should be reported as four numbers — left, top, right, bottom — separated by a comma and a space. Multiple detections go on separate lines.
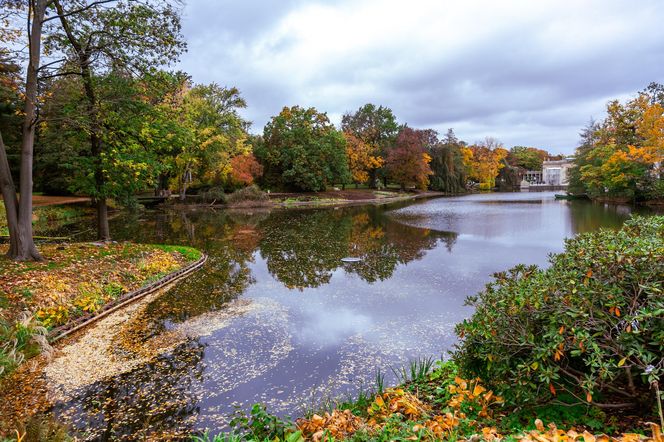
177, 0, 664, 154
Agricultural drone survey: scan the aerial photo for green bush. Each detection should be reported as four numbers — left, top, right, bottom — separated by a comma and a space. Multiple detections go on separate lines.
198, 186, 227, 204
478, 182, 492, 191
455, 215, 664, 409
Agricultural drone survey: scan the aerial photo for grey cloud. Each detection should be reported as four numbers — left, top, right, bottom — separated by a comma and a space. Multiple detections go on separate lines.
178, 0, 664, 153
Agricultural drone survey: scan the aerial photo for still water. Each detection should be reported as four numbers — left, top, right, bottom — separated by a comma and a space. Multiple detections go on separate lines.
45, 192, 642, 439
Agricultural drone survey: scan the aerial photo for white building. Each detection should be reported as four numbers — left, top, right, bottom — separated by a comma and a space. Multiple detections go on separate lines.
542, 158, 573, 186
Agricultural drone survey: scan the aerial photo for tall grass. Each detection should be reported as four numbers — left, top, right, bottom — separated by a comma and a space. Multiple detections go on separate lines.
0, 313, 51, 378
391, 356, 435, 384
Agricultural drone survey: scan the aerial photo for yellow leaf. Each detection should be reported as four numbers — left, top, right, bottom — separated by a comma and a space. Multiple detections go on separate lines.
473, 384, 485, 396
618, 357, 627, 367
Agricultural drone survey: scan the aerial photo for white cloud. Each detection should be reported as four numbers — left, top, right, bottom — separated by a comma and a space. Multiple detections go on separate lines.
179, 0, 664, 153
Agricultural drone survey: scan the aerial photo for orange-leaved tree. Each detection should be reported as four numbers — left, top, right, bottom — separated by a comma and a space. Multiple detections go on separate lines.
463, 138, 508, 189
229, 152, 263, 187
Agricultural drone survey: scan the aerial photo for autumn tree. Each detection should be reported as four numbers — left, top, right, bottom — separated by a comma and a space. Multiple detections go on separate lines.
173, 84, 252, 199
257, 106, 350, 192
343, 132, 383, 186
385, 127, 433, 190
341, 104, 399, 187
48, 0, 186, 240
572, 86, 664, 200
229, 153, 263, 188
462, 138, 508, 189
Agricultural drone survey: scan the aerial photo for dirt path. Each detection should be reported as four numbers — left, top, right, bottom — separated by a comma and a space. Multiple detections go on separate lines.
32, 195, 90, 207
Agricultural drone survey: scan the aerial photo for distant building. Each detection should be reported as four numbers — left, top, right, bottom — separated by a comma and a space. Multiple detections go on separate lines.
542, 158, 573, 186
523, 170, 543, 184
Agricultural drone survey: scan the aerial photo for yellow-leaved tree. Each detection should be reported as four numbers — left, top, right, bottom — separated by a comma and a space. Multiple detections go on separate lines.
343, 132, 383, 186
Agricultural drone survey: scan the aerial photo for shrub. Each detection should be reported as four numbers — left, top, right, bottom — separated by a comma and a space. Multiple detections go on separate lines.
455, 215, 664, 410
226, 185, 270, 207
0, 313, 51, 378
198, 186, 227, 204
228, 404, 297, 441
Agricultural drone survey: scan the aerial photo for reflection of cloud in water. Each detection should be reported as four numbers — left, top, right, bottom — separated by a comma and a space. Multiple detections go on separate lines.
294, 304, 373, 347
258, 314, 457, 416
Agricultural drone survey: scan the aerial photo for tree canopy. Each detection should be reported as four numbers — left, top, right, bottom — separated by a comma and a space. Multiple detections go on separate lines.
258, 106, 350, 192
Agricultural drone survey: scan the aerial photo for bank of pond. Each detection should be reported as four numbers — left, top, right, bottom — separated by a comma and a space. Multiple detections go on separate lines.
0, 193, 662, 441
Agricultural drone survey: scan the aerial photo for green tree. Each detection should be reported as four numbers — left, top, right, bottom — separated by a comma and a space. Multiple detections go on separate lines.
429, 128, 467, 193
567, 119, 601, 195
507, 146, 549, 171
48, 0, 186, 240
258, 106, 350, 192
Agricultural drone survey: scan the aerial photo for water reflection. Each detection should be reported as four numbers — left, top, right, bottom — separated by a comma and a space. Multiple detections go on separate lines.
41, 193, 651, 440
51, 340, 206, 440
258, 209, 457, 289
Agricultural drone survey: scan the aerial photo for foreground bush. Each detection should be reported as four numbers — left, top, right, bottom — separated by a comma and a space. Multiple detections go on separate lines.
455, 215, 663, 410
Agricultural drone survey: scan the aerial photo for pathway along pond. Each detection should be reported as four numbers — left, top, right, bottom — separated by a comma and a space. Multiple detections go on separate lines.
26, 193, 655, 439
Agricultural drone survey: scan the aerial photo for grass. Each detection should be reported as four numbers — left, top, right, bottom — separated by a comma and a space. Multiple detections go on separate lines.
0, 241, 202, 380
391, 356, 436, 383
0, 201, 89, 238
153, 244, 202, 261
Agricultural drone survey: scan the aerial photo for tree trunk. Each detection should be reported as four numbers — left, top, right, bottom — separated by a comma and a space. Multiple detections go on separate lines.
96, 197, 110, 241
0, 0, 47, 261
179, 166, 190, 201
0, 131, 20, 257
55, 0, 109, 241
368, 169, 377, 189
180, 180, 188, 201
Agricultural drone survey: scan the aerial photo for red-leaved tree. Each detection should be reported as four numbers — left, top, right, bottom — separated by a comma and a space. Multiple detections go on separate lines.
385, 128, 433, 190
229, 153, 263, 187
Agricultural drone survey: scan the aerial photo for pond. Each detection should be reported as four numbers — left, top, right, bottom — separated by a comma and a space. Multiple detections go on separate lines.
37, 192, 648, 439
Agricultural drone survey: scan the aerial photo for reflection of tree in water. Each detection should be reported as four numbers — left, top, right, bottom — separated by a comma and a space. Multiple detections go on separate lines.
108, 205, 458, 328
111, 210, 260, 346
257, 207, 458, 289
258, 210, 353, 289
53, 340, 206, 441
567, 201, 637, 234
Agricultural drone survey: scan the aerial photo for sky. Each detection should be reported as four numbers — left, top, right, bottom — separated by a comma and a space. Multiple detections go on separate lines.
177, 0, 664, 154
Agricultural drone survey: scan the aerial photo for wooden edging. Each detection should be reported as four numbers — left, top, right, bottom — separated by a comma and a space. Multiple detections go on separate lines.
48, 253, 208, 343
